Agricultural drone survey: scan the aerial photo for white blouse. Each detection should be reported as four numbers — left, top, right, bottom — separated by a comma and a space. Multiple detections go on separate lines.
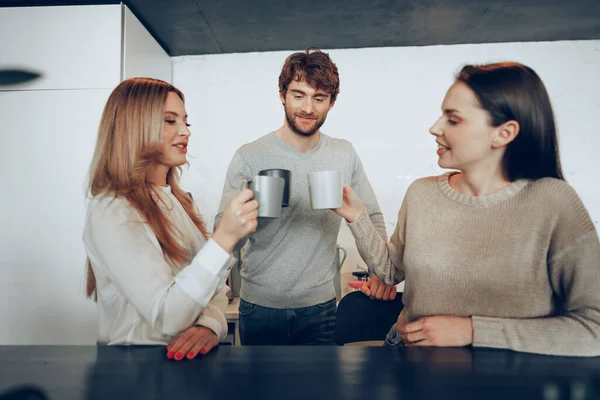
83, 186, 235, 345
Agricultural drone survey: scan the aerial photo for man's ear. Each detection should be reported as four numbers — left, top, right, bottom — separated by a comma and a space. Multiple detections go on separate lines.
279, 90, 286, 105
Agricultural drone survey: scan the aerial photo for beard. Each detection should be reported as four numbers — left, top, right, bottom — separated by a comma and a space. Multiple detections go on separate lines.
284, 106, 328, 137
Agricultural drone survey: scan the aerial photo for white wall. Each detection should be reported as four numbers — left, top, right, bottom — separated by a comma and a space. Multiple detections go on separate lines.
0, 89, 112, 344
0, 5, 171, 344
0, 5, 121, 90
173, 40, 600, 279
122, 5, 172, 82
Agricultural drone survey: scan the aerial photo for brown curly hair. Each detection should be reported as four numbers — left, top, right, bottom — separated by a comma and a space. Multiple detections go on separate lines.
278, 48, 340, 102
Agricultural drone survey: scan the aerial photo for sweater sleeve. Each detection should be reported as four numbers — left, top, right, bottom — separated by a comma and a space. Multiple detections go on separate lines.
84, 197, 235, 337
472, 229, 600, 356
350, 147, 387, 242
347, 199, 408, 286
472, 182, 600, 356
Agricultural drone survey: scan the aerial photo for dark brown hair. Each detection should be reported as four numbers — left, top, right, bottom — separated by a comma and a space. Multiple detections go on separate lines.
457, 62, 564, 181
279, 48, 340, 102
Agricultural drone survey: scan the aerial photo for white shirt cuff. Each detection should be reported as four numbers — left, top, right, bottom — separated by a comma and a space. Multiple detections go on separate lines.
175, 239, 235, 307
197, 314, 227, 340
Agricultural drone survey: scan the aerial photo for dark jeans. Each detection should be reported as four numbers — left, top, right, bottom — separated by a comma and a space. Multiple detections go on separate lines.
239, 298, 337, 345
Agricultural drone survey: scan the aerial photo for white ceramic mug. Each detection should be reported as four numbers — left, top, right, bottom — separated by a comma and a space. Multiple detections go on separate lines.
307, 170, 343, 209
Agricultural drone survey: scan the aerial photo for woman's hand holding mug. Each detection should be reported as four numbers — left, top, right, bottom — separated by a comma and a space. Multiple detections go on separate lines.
333, 185, 365, 223
212, 186, 259, 253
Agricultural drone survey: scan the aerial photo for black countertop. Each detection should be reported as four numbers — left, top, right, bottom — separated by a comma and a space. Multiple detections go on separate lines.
1, 345, 599, 399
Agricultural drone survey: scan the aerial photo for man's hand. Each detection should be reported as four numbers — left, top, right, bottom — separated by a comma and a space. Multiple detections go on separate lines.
361, 275, 397, 301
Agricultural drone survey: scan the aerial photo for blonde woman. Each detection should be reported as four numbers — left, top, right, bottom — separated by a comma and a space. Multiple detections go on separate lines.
83, 78, 258, 360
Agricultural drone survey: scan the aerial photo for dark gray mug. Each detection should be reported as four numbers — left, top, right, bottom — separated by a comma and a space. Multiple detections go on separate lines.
259, 169, 291, 207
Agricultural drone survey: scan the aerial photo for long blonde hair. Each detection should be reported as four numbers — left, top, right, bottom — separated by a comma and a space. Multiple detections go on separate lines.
85, 77, 208, 300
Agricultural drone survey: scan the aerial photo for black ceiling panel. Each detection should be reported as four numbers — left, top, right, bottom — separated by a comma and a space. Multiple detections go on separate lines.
1, 0, 599, 56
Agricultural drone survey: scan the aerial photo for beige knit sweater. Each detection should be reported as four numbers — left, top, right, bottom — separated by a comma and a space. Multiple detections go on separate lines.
348, 172, 600, 356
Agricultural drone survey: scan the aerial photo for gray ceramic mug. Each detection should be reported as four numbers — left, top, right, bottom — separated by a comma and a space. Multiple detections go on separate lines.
259, 169, 291, 207
241, 175, 285, 218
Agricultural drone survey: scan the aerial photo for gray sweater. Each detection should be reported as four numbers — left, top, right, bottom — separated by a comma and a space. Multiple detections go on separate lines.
216, 132, 387, 308
349, 172, 600, 356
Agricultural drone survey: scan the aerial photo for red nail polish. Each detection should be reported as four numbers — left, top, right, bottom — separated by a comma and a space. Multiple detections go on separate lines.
175, 352, 183, 360
167, 351, 174, 359
187, 352, 195, 358
200, 348, 206, 355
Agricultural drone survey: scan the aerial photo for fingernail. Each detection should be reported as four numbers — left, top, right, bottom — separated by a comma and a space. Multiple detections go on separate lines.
187, 352, 195, 358
175, 352, 183, 360
200, 348, 207, 355
167, 351, 174, 359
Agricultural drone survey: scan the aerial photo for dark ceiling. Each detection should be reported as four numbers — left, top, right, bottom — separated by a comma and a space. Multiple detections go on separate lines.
2, 0, 600, 56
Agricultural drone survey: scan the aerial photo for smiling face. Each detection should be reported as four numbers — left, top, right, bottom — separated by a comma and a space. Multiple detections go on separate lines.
158, 91, 191, 169
429, 82, 501, 172
280, 79, 334, 137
